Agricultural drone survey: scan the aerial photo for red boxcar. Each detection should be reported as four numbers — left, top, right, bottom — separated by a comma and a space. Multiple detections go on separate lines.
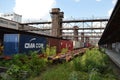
47, 37, 73, 54
60, 39, 73, 52
47, 37, 61, 53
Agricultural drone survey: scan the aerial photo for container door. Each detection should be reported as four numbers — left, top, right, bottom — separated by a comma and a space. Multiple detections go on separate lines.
4, 34, 19, 56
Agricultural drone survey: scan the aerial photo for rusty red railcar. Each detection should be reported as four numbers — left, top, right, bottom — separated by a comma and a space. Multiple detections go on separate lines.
47, 37, 61, 54
60, 39, 73, 52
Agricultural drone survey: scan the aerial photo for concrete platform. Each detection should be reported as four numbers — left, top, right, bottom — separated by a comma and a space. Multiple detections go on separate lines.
105, 49, 120, 68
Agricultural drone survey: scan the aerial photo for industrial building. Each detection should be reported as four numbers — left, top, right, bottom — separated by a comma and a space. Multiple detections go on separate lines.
99, 0, 120, 68
1, 12, 22, 23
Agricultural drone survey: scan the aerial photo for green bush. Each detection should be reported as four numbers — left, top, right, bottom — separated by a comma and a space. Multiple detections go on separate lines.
89, 68, 102, 80
74, 48, 109, 72
69, 71, 78, 80
44, 45, 57, 56
61, 48, 68, 54
6, 64, 23, 80
73, 48, 117, 80
0, 51, 47, 80
28, 52, 46, 76
73, 57, 81, 71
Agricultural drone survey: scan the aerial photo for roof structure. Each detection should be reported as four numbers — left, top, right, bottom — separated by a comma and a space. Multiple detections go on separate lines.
99, 0, 120, 45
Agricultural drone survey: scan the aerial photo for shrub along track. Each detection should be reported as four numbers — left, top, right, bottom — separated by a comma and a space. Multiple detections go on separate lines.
1, 48, 120, 80
31, 48, 120, 80
0, 48, 86, 80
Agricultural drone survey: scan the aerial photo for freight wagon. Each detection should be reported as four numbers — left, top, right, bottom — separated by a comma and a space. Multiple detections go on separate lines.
3, 32, 87, 56
47, 37, 60, 53
47, 38, 73, 54
60, 39, 73, 52
4, 34, 47, 56
73, 40, 84, 49
3, 34, 74, 56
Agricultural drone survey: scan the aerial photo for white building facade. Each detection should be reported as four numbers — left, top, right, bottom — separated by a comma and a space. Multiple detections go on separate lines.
1, 13, 22, 23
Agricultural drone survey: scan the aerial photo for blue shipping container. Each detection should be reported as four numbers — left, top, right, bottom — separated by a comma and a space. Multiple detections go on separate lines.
4, 34, 46, 56
4, 34, 19, 56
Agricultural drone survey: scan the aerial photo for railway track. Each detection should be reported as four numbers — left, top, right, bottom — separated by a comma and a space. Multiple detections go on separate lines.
47, 48, 87, 63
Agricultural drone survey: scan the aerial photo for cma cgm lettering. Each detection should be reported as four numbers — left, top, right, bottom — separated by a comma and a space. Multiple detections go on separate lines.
25, 43, 44, 48
4, 34, 47, 56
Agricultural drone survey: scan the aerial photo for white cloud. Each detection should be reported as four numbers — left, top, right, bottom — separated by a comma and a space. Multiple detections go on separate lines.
96, 0, 101, 2
13, 0, 56, 20
74, 0, 80, 2
108, 8, 113, 16
112, 0, 117, 4
0, 12, 3, 17
0, 13, 1, 17
107, 0, 117, 17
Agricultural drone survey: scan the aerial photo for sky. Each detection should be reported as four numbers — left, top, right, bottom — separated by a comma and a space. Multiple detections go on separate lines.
0, 0, 117, 21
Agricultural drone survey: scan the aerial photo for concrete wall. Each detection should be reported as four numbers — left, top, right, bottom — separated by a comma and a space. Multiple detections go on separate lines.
0, 17, 19, 30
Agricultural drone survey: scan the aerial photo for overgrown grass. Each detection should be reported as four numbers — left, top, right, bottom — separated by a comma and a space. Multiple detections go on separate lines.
31, 63, 72, 80
30, 62, 89, 80
1, 48, 118, 80
73, 48, 117, 80
31, 48, 118, 80
73, 48, 109, 72
0, 51, 47, 80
